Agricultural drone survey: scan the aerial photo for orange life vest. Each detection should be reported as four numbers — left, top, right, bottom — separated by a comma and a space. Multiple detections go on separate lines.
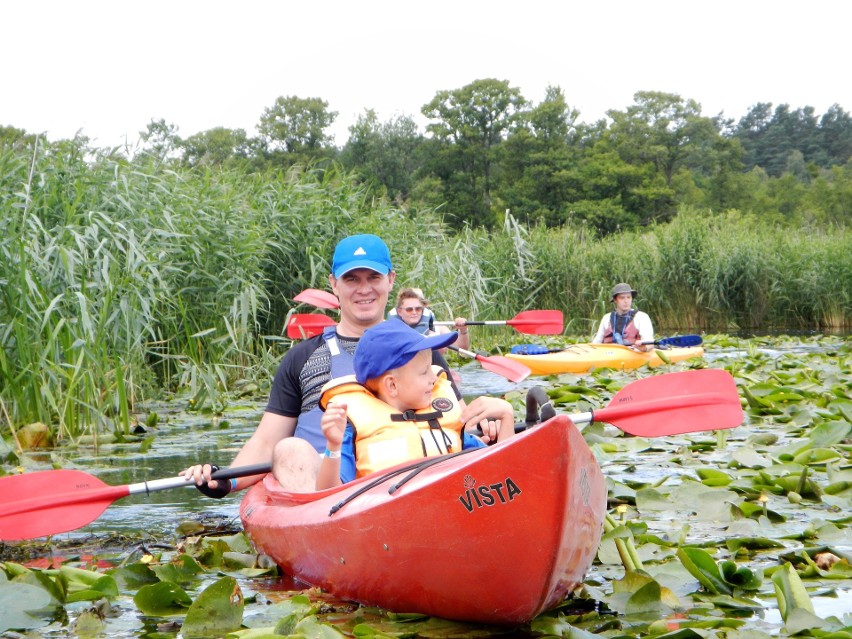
320, 368, 463, 477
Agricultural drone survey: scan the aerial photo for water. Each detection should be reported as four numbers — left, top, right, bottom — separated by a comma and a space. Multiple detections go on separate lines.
4, 337, 850, 637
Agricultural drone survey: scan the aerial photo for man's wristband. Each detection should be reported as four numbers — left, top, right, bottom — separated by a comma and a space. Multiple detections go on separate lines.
324, 448, 341, 459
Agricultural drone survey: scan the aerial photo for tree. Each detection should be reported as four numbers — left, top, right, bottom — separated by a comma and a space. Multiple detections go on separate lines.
497, 86, 584, 226
603, 91, 723, 224
138, 118, 181, 163
819, 104, 852, 167
734, 103, 845, 176
340, 110, 424, 202
0, 125, 39, 151
180, 127, 250, 167
422, 79, 527, 227
257, 96, 337, 165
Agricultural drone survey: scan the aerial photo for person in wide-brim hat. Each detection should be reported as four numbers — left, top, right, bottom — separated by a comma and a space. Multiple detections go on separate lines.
591, 282, 655, 351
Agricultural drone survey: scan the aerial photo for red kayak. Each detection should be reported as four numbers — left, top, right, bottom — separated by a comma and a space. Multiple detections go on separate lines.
240, 415, 607, 624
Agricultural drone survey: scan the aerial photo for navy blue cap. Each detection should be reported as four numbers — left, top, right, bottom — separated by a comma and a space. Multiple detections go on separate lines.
332, 234, 393, 279
355, 320, 458, 384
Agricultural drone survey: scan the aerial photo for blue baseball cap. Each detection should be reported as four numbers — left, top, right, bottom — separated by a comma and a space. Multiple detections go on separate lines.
332, 234, 393, 279
355, 320, 458, 384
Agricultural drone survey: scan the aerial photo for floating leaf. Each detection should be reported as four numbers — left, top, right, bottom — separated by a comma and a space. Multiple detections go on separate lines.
725, 537, 785, 552
771, 562, 815, 621
792, 447, 841, 465
151, 554, 205, 585
0, 581, 54, 632
181, 576, 244, 638
133, 581, 192, 615
676, 547, 732, 595
696, 468, 733, 486
807, 420, 852, 447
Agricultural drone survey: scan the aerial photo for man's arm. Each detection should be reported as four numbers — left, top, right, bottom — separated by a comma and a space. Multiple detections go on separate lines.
634, 312, 655, 346
227, 412, 297, 490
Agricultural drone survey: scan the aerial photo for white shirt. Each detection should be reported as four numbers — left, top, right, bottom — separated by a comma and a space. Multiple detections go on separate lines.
592, 310, 654, 344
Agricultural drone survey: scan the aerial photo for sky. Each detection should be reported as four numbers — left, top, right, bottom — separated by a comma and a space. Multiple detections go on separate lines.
3, 0, 850, 149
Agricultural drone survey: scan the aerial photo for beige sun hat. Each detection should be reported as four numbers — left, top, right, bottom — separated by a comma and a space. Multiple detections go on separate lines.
611, 283, 637, 301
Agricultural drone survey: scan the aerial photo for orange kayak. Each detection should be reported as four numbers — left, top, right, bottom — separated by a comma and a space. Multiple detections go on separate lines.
240, 415, 607, 624
505, 343, 704, 375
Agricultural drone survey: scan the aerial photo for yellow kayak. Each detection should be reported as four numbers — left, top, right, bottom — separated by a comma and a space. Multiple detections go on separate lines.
505, 343, 704, 375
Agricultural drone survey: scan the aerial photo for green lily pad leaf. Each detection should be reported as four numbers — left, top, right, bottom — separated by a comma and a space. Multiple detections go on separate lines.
725, 536, 785, 552
774, 474, 823, 500
133, 581, 193, 615
531, 615, 598, 638
181, 576, 244, 638
73, 608, 106, 636
784, 607, 828, 634
730, 446, 772, 469
792, 447, 841, 465
66, 575, 119, 602
719, 560, 763, 590
772, 562, 815, 621
0, 581, 54, 632
764, 390, 805, 403
690, 592, 765, 611
635, 488, 671, 511
625, 580, 666, 615
808, 420, 851, 446
676, 547, 732, 595
733, 501, 786, 523
108, 563, 160, 590
243, 595, 315, 629
151, 554, 205, 585
696, 468, 733, 486
12, 566, 66, 603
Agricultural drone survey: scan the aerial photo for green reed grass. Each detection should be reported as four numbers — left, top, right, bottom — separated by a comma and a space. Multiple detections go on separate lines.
0, 138, 849, 441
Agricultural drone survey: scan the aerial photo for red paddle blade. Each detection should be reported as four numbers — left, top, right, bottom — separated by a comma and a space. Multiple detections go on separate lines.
477, 354, 531, 383
593, 369, 743, 437
286, 313, 336, 339
449, 346, 531, 382
293, 289, 340, 310
0, 470, 129, 541
506, 310, 564, 335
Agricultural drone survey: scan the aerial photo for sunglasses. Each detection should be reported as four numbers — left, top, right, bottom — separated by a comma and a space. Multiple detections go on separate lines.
400, 306, 424, 313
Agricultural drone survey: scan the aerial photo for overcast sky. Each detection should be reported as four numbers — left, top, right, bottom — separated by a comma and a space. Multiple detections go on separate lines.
3, 0, 849, 148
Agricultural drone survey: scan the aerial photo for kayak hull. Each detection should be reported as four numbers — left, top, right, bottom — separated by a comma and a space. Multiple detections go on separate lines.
240, 415, 606, 624
506, 343, 704, 375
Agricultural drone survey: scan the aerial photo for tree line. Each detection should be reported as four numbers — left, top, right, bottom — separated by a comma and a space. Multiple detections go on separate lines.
3, 79, 851, 234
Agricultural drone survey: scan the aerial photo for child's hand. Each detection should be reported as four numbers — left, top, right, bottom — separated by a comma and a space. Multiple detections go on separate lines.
461, 396, 515, 443
321, 400, 348, 449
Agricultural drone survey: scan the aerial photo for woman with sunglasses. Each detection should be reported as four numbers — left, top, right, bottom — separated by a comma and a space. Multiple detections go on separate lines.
388, 288, 470, 351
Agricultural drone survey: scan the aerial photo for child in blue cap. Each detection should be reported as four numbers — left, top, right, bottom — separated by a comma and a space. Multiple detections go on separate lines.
316, 320, 516, 489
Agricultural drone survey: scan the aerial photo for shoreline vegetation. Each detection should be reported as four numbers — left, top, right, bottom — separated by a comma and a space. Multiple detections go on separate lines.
0, 131, 850, 440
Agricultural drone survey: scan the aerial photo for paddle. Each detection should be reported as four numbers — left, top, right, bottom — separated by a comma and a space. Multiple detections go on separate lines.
291, 292, 563, 337
510, 334, 703, 355
447, 346, 531, 383
284, 314, 529, 382
435, 310, 564, 336
293, 289, 340, 309
567, 368, 742, 437
0, 463, 273, 542
286, 313, 336, 338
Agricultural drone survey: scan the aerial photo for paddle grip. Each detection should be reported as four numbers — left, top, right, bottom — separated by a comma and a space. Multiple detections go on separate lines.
210, 463, 273, 480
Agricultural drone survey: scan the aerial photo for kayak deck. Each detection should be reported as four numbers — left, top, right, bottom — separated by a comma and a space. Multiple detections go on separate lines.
505, 343, 704, 375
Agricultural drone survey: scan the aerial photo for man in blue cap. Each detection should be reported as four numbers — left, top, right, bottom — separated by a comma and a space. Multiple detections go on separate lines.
315, 320, 515, 490
182, 235, 507, 493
